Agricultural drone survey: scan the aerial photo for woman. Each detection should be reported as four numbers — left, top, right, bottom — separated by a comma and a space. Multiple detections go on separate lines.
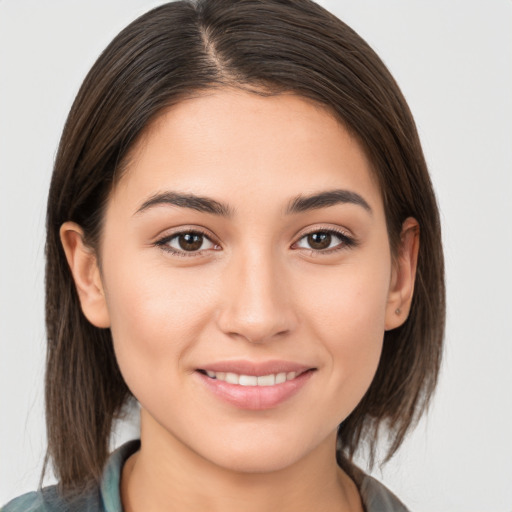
2, 0, 444, 510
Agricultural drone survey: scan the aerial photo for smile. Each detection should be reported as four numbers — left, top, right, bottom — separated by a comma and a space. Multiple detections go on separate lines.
195, 363, 316, 410
200, 370, 305, 386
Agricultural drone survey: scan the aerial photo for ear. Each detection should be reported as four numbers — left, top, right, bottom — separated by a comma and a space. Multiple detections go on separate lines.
385, 217, 420, 331
60, 222, 111, 328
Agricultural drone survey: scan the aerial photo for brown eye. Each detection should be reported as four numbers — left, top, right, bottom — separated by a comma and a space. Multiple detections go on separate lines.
159, 231, 216, 254
307, 232, 332, 250
295, 229, 354, 253
178, 233, 204, 251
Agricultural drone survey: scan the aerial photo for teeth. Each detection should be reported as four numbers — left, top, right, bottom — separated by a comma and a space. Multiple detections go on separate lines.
239, 375, 258, 386
202, 370, 301, 386
257, 374, 275, 386
275, 372, 287, 384
225, 372, 239, 384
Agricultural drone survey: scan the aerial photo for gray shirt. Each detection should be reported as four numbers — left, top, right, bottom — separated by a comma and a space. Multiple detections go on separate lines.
2, 440, 409, 512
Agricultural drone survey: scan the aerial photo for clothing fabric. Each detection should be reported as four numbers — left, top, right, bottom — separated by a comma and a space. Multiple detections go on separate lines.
2, 440, 409, 512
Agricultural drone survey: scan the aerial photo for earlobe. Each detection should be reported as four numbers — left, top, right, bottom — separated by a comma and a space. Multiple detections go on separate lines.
60, 222, 111, 328
385, 217, 420, 331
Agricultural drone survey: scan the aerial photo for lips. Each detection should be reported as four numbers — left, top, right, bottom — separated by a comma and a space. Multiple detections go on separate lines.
195, 360, 316, 410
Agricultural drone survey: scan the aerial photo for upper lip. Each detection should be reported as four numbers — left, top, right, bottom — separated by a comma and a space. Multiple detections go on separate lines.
197, 360, 315, 376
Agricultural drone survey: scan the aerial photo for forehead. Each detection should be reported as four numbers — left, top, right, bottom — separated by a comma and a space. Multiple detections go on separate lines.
112, 89, 383, 216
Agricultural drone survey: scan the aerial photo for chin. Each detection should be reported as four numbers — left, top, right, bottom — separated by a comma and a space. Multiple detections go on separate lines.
205, 445, 307, 475
189, 425, 332, 475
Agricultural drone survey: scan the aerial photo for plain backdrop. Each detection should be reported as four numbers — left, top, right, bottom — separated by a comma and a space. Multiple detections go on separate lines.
1, 1, 511, 511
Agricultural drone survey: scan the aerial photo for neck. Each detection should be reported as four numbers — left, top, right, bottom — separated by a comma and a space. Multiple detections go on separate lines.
121, 410, 363, 512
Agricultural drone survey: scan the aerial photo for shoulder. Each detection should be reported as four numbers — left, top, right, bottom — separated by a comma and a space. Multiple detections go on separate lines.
2, 485, 102, 512
2, 441, 139, 512
349, 465, 409, 512
2, 491, 47, 512
359, 474, 409, 512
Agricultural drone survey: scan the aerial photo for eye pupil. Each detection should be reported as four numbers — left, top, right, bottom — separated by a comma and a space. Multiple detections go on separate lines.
179, 233, 203, 251
308, 232, 331, 250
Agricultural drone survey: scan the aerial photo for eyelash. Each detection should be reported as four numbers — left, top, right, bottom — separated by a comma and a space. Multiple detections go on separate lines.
292, 227, 357, 255
155, 228, 218, 258
154, 227, 357, 257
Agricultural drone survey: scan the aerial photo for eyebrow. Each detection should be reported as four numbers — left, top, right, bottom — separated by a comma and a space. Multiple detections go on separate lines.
135, 191, 233, 217
285, 189, 372, 215
135, 188, 372, 217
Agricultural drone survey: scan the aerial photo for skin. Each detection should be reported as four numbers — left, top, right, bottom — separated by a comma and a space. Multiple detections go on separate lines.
61, 89, 419, 512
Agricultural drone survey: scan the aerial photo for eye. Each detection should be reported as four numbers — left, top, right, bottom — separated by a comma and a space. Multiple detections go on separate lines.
156, 230, 218, 255
294, 229, 355, 252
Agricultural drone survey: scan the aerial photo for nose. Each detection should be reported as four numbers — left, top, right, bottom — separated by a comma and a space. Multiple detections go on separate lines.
216, 247, 298, 344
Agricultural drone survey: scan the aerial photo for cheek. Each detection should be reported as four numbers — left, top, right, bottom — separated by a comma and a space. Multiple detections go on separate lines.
302, 255, 391, 336
298, 257, 391, 412
101, 256, 214, 392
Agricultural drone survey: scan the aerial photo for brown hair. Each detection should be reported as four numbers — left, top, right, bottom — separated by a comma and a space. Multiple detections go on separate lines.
44, 0, 444, 493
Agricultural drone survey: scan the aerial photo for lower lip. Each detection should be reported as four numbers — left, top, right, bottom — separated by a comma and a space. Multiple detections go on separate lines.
196, 370, 314, 410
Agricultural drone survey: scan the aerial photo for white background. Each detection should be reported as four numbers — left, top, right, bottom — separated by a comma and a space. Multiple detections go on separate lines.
1, 1, 511, 510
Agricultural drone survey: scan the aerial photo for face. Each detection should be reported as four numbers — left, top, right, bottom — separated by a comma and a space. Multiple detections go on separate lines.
78, 90, 403, 473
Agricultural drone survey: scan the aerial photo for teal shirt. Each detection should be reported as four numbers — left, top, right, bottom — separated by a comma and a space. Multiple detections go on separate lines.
2, 440, 409, 512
